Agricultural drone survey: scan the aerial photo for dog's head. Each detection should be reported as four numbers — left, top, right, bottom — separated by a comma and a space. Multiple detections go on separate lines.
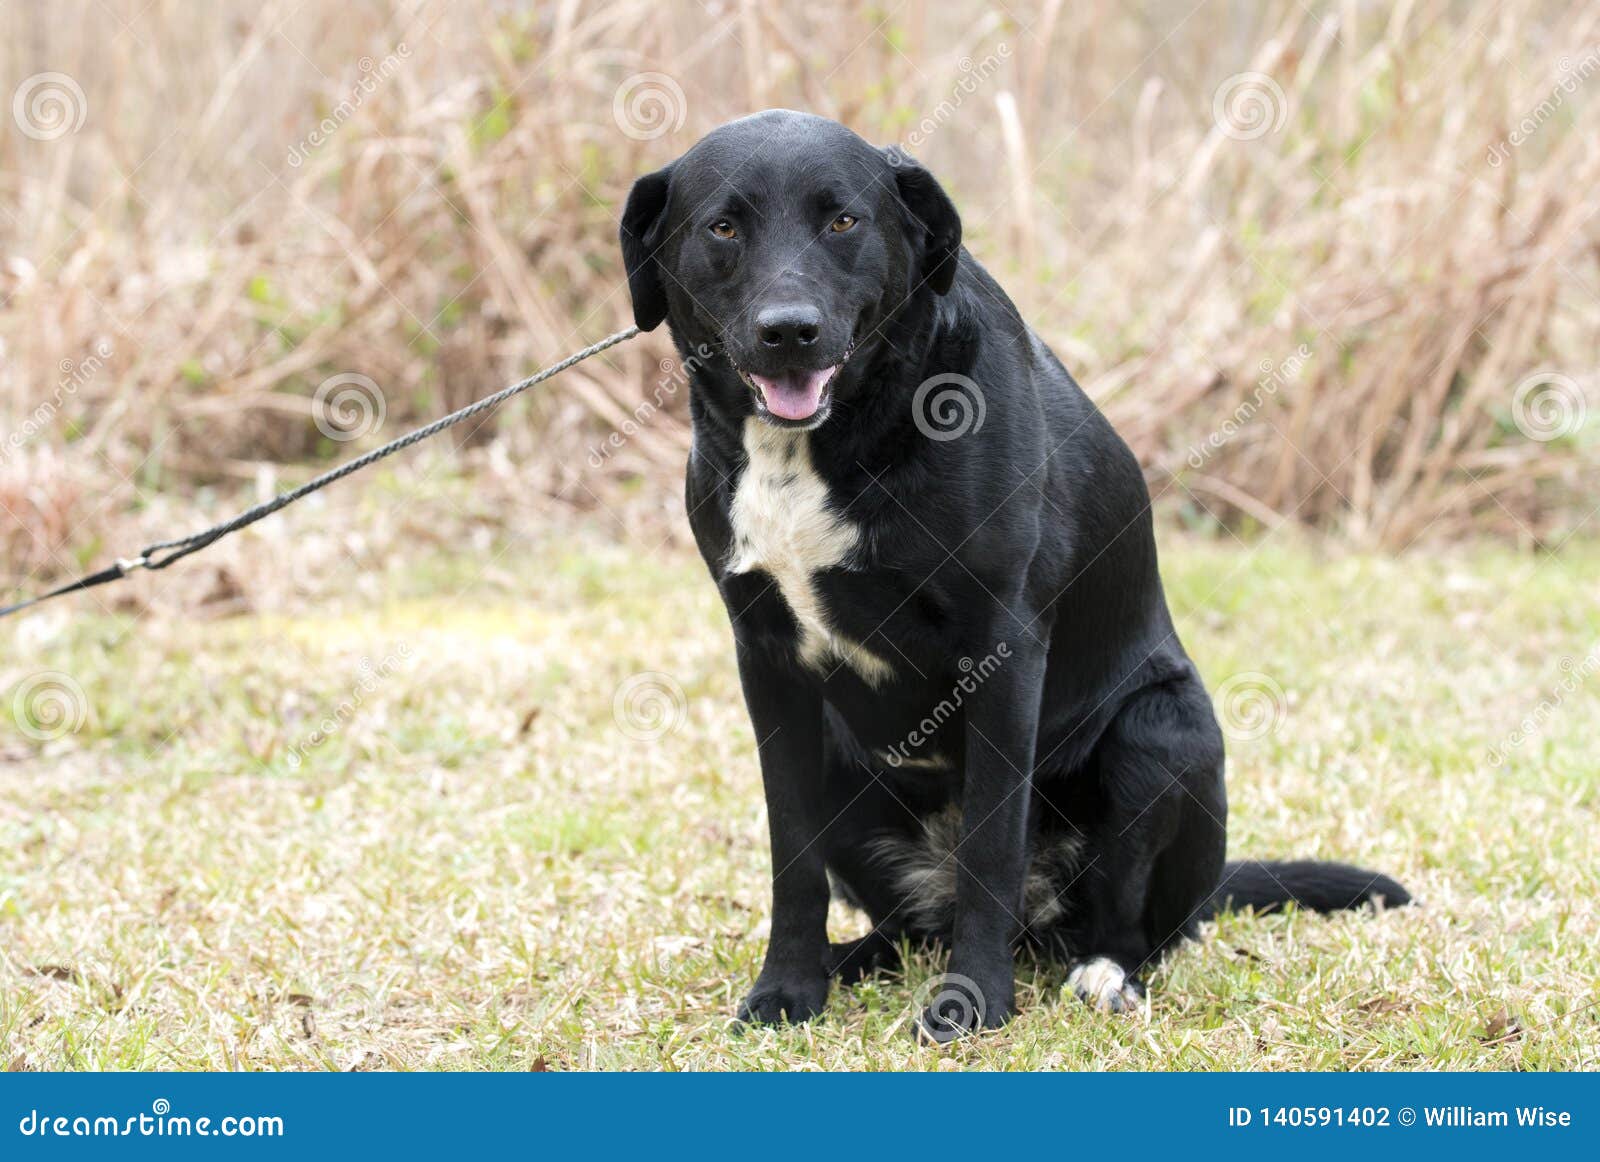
619, 110, 961, 429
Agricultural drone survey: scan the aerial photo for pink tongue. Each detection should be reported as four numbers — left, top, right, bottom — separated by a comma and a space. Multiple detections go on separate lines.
750, 368, 836, 421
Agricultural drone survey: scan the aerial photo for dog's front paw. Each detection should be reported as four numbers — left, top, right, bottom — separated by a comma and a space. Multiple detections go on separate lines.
1066, 956, 1146, 1014
911, 971, 1012, 1044
735, 974, 829, 1026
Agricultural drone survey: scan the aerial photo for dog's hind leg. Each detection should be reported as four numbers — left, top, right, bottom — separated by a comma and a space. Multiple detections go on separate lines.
823, 929, 905, 981
819, 795, 925, 982
1057, 674, 1227, 1012
818, 709, 952, 980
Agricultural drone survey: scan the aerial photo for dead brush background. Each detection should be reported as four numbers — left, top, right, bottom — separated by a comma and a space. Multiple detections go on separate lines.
1, 0, 1596, 604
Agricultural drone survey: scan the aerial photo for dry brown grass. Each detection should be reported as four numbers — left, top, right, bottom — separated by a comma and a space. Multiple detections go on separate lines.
1, 0, 1597, 593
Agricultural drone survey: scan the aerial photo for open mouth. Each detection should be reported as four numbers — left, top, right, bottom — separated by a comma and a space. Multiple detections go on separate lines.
736, 345, 855, 424
740, 366, 839, 422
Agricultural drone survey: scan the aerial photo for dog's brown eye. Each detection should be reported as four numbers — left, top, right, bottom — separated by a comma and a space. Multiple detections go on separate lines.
830, 214, 857, 233
709, 220, 737, 239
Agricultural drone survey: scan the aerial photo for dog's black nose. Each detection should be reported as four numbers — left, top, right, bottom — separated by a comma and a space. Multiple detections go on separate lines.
756, 305, 821, 351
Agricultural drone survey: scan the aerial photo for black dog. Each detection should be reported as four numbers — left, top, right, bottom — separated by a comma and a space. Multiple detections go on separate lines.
620, 110, 1407, 1041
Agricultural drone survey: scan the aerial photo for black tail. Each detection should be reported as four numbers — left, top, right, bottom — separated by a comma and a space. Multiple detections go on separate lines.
1209, 859, 1411, 917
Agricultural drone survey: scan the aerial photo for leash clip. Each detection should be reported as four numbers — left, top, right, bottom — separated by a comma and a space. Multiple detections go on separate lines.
116, 555, 150, 575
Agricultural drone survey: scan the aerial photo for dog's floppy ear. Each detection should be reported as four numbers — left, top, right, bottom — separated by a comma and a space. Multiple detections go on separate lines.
884, 149, 962, 295
619, 162, 675, 331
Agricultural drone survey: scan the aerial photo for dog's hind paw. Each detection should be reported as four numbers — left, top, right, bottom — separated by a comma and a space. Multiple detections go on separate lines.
1067, 957, 1146, 1014
824, 932, 902, 982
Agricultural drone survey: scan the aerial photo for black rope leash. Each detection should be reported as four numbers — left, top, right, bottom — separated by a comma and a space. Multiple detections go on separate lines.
0, 325, 640, 620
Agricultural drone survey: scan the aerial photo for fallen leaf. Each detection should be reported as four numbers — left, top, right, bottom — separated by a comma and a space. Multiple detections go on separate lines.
1357, 996, 1405, 1015
1482, 1007, 1522, 1043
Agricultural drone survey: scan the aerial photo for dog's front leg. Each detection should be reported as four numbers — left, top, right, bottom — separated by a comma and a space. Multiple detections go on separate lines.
733, 644, 830, 1026
917, 638, 1046, 1042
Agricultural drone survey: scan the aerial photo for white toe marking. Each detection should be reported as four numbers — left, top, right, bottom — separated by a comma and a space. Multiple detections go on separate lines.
1069, 956, 1140, 1012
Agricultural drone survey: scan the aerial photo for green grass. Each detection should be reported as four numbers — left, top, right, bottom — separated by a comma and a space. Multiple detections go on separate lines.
2, 529, 1598, 1070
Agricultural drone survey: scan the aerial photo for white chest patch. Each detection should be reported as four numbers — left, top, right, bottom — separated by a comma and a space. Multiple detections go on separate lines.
726, 419, 893, 687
